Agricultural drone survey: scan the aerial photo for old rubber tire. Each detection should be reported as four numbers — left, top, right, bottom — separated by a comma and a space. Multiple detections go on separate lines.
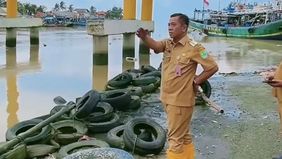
75, 90, 101, 119
101, 90, 131, 111
128, 95, 141, 110
85, 102, 114, 123
141, 71, 161, 78
107, 72, 133, 88
132, 76, 157, 86
87, 113, 122, 133
200, 80, 212, 98
51, 120, 88, 145
106, 125, 126, 149
6, 119, 52, 145
140, 65, 157, 74
27, 144, 58, 158
0, 144, 27, 159
123, 117, 166, 155
58, 140, 109, 159
62, 148, 134, 159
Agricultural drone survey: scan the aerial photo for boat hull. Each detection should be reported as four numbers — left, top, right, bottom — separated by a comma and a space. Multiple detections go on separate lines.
190, 19, 282, 40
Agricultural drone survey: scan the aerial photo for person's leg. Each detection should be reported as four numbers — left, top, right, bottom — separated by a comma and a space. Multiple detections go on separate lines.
164, 104, 194, 159
278, 102, 282, 135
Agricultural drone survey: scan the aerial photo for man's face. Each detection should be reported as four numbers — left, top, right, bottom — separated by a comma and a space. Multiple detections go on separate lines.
168, 16, 186, 39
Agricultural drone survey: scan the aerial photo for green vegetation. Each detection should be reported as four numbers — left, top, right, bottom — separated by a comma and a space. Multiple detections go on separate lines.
0, 0, 6, 7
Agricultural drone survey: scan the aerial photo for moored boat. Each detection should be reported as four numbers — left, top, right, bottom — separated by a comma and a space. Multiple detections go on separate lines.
190, 1, 282, 40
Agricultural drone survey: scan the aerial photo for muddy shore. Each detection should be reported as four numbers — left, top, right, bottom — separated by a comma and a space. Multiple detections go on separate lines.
124, 72, 282, 159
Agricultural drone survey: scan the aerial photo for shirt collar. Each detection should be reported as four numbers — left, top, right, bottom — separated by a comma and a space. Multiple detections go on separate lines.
169, 35, 189, 46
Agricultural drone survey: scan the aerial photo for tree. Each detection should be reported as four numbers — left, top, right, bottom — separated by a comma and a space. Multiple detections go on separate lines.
54, 3, 60, 11
37, 5, 46, 13
90, 6, 96, 15
0, 0, 6, 7
60, 1, 66, 10
106, 7, 123, 19
68, 4, 73, 12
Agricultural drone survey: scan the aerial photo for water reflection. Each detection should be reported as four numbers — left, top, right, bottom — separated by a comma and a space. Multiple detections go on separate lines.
92, 65, 108, 91
199, 37, 282, 73
2, 45, 40, 128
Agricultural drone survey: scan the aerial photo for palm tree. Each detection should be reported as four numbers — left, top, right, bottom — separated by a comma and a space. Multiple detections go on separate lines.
90, 6, 96, 15
68, 4, 73, 12
37, 5, 46, 13
60, 1, 66, 10
54, 3, 60, 11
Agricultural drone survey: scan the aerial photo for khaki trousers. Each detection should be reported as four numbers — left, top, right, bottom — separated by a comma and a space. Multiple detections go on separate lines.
279, 102, 282, 132
163, 103, 194, 153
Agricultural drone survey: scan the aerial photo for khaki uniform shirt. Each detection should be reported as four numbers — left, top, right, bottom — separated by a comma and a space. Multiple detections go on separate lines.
272, 61, 282, 102
159, 35, 218, 106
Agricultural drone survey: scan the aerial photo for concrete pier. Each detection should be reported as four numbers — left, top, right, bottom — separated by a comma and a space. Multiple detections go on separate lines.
0, 18, 42, 47
92, 65, 108, 91
30, 27, 40, 45
6, 28, 17, 47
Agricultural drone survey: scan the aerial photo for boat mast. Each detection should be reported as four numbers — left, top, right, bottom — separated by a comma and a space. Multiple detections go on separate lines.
202, 0, 205, 21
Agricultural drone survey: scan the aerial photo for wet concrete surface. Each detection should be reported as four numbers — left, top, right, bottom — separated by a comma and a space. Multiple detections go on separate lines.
117, 72, 282, 159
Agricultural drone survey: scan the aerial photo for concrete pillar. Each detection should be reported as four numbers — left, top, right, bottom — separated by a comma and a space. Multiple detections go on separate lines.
123, 0, 136, 20
30, 27, 40, 45
123, 33, 135, 57
141, 0, 153, 21
139, 53, 150, 67
92, 65, 108, 91
93, 36, 108, 65
6, 73, 19, 128
29, 45, 39, 65
6, 47, 17, 68
7, 0, 17, 18
123, 33, 135, 71
139, 37, 150, 55
6, 28, 17, 47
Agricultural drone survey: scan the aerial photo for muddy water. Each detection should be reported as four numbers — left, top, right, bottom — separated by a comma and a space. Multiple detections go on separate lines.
0, 27, 281, 147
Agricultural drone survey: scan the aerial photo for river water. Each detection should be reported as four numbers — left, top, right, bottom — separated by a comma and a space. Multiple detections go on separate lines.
0, 27, 281, 141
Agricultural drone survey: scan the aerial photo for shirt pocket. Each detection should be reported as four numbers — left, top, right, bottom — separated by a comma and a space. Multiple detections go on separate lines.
178, 56, 191, 66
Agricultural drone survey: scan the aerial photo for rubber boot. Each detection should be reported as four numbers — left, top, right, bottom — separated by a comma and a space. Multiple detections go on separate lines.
166, 143, 195, 159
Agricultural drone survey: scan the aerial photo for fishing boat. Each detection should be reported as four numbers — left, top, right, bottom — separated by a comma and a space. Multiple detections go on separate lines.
190, 1, 282, 40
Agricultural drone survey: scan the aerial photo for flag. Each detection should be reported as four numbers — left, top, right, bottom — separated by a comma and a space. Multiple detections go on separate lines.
204, 0, 209, 6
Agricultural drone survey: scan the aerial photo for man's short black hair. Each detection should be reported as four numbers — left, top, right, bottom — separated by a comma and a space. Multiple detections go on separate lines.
170, 13, 189, 26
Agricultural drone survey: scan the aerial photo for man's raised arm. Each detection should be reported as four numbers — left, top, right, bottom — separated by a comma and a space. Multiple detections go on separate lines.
136, 28, 164, 53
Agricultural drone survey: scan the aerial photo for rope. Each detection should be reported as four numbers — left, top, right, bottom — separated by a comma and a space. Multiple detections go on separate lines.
15, 136, 25, 143
132, 134, 138, 154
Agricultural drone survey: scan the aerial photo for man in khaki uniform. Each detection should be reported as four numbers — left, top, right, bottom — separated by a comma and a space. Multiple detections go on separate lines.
136, 13, 218, 159
265, 62, 282, 133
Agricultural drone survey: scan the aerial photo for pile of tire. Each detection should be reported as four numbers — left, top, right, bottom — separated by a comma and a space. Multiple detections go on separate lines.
2, 88, 166, 158
105, 64, 212, 105
105, 65, 161, 94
